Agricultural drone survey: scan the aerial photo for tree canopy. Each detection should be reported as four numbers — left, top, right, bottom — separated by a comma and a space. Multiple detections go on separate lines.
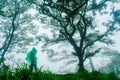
27, 0, 120, 71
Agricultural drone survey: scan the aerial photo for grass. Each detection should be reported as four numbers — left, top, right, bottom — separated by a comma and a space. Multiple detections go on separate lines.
0, 64, 120, 80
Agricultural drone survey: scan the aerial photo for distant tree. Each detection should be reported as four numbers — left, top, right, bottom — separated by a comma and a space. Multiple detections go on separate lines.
28, 0, 119, 71
100, 48, 120, 75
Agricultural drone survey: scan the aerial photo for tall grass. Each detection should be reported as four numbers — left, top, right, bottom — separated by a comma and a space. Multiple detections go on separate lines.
0, 64, 120, 80
0, 64, 57, 80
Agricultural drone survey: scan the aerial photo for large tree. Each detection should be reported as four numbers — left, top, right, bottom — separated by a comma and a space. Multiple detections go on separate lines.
28, 0, 119, 71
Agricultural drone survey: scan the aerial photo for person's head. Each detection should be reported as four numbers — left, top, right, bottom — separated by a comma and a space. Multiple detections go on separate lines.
31, 47, 37, 54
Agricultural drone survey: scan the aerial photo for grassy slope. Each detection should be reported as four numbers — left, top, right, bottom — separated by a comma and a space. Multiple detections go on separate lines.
56, 70, 120, 80
0, 66, 120, 80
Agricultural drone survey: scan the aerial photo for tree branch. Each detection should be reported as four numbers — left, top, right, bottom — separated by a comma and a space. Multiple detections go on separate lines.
0, 2, 19, 65
83, 21, 116, 52
88, 0, 109, 11
68, 0, 89, 19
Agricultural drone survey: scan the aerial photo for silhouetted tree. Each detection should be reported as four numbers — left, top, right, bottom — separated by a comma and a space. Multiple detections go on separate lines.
28, 0, 119, 71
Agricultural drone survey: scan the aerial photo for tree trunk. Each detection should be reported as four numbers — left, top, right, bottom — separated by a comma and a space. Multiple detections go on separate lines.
89, 57, 95, 71
78, 55, 85, 71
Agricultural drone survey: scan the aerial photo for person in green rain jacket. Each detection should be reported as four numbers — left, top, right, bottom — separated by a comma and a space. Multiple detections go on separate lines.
26, 47, 37, 72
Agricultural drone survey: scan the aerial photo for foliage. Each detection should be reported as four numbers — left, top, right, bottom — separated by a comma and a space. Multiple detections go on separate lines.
0, 65, 119, 80
113, 9, 120, 24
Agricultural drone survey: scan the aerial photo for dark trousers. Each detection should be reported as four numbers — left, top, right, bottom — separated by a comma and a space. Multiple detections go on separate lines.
29, 62, 37, 72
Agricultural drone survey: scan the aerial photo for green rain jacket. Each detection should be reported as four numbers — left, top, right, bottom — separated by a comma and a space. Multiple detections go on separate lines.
26, 47, 37, 65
